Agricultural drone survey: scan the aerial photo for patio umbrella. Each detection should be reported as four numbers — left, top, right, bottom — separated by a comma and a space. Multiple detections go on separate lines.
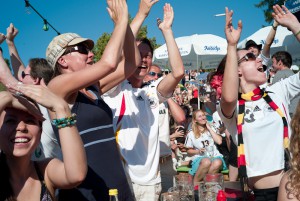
238, 26, 300, 65
153, 34, 227, 70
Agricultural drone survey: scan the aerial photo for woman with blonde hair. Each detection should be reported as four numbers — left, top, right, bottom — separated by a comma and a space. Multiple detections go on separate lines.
185, 109, 226, 184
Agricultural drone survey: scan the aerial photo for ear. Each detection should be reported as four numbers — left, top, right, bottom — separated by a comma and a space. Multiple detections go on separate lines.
33, 77, 41, 85
238, 68, 243, 77
57, 56, 68, 68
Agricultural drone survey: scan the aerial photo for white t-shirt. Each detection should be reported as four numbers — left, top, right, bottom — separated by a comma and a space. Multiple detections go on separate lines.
158, 102, 172, 157
217, 73, 300, 177
103, 78, 168, 185
32, 105, 62, 161
185, 130, 222, 160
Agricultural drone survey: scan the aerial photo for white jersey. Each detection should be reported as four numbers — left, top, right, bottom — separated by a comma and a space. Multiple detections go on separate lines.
32, 105, 62, 161
185, 130, 222, 159
159, 102, 172, 157
103, 78, 168, 185
217, 73, 300, 177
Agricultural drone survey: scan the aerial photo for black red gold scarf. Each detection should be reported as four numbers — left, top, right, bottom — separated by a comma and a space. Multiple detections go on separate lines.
237, 87, 289, 198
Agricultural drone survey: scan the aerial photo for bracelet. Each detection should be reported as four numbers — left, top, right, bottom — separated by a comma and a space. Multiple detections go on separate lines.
295, 30, 300, 37
272, 25, 277, 31
52, 113, 77, 129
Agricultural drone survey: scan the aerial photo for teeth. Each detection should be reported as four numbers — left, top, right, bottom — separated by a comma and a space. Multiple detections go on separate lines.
14, 138, 29, 143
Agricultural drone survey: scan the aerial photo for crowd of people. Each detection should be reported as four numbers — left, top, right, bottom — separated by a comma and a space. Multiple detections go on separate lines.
0, 1, 300, 201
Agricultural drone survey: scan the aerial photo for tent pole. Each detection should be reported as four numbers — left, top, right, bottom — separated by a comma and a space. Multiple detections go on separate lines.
197, 55, 200, 109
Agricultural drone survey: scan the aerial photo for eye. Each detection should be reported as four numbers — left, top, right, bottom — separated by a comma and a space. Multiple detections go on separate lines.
4, 118, 16, 124
25, 119, 39, 125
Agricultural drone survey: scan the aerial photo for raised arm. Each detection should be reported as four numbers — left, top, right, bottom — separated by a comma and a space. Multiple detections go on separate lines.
98, 24, 141, 94
168, 98, 186, 125
5, 23, 26, 80
272, 5, 300, 43
0, 42, 19, 88
48, 0, 129, 99
261, 20, 278, 59
10, 83, 87, 189
220, 7, 242, 118
156, 3, 184, 97
130, 0, 158, 37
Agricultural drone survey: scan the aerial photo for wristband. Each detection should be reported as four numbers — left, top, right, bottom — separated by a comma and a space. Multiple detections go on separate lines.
52, 113, 77, 129
295, 30, 300, 37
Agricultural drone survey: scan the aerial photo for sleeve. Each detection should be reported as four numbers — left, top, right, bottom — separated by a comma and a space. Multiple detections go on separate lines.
259, 52, 270, 67
216, 104, 238, 146
185, 131, 194, 148
269, 72, 300, 104
151, 77, 173, 104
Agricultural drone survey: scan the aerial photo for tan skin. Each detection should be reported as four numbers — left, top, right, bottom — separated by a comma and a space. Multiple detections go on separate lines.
1, 84, 86, 200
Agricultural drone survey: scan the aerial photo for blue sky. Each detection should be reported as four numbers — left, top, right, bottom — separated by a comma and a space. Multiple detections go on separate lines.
1, 0, 271, 66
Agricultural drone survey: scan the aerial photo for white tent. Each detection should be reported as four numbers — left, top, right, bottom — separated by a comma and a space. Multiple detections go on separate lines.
153, 34, 227, 70
238, 26, 300, 65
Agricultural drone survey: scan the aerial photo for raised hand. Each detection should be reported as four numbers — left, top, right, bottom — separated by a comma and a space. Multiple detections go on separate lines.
138, 0, 159, 17
7, 81, 69, 116
107, 0, 128, 25
6, 23, 18, 44
224, 7, 242, 46
272, 5, 299, 30
157, 3, 174, 31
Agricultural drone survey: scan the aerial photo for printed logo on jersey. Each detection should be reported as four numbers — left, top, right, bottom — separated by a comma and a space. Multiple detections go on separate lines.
147, 91, 159, 109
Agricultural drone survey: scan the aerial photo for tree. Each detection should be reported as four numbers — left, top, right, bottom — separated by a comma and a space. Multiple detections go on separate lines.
255, 0, 285, 24
93, 15, 160, 61
93, 32, 111, 62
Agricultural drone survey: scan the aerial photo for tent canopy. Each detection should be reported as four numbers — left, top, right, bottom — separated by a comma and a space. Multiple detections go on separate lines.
153, 34, 227, 70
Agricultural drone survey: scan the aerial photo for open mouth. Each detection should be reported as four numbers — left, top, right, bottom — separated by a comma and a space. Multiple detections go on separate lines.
138, 65, 147, 69
257, 66, 264, 72
12, 137, 30, 143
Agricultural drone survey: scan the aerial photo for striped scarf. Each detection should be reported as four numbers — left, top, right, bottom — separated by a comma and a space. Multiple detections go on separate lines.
237, 87, 289, 197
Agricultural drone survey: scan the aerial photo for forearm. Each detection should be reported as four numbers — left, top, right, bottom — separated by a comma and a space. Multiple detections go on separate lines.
99, 25, 140, 94
6, 40, 25, 80
221, 45, 238, 116
52, 107, 87, 184
0, 53, 19, 86
163, 29, 184, 80
130, 12, 147, 38
262, 23, 277, 58
100, 21, 128, 69
168, 98, 186, 124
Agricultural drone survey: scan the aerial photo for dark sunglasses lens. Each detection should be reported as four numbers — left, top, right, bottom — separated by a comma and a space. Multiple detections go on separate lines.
77, 45, 89, 54
157, 73, 163, 77
248, 53, 256, 59
21, 71, 26, 79
149, 72, 156, 76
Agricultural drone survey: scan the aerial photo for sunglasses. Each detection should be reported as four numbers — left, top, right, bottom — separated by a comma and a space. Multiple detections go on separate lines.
238, 53, 256, 65
64, 45, 90, 55
21, 71, 30, 79
148, 71, 163, 78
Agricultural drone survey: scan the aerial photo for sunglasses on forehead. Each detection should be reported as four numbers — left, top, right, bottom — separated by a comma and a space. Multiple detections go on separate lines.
148, 71, 163, 78
21, 71, 30, 79
238, 53, 256, 65
64, 45, 90, 55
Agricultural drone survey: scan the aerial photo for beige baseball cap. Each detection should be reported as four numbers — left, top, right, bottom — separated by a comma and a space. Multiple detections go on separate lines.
46, 33, 94, 68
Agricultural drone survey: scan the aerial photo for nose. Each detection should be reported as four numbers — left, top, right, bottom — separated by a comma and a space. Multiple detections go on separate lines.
88, 50, 94, 58
16, 121, 27, 132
